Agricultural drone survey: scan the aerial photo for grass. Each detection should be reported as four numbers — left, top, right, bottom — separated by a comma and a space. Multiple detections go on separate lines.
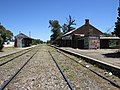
0, 47, 18, 53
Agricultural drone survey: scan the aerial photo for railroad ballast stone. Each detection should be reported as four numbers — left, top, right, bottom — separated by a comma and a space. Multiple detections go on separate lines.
51, 46, 120, 90
1, 44, 120, 90
5, 45, 69, 90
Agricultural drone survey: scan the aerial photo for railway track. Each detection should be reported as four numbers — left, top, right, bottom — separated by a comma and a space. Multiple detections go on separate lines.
56, 49, 120, 89
0, 47, 38, 90
0, 49, 32, 66
48, 51, 74, 90
49, 46, 120, 89
4, 45, 70, 90
54, 46, 120, 76
0, 46, 36, 66
0, 45, 119, 89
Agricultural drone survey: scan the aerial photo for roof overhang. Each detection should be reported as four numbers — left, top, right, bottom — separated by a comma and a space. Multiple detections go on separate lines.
100, 37, 120, 40
62, 29, 76, 36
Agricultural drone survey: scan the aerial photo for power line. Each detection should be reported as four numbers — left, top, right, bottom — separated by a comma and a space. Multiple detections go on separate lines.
105, 25, 114, 33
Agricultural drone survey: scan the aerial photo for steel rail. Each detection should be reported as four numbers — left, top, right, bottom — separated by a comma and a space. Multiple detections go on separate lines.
56, 49, 120, 89
48, 51, 74, 90
0, 49, 32, 66
0, 50, 38, 90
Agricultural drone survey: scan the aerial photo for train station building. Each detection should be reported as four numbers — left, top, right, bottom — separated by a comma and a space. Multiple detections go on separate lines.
56, 19, 120, 49
14, 33, 33, 47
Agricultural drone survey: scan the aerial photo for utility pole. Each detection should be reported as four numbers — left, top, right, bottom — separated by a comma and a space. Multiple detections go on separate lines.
19, 31, 21, 34
29, 31, 31, 37
119, 0, 120, 7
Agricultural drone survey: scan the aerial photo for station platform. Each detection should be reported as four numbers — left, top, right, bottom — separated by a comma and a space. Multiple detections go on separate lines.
60, 47, 120, 67
0, 45, 37, 58
54, 46, 120, 76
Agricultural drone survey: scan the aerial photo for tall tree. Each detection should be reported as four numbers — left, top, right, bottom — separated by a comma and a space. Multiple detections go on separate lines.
0, 24, 6, 50
0, 24, 13, 50
0, 25, 6, 41
5, 30, 13, 41
32, 39, 43, 45
62, 15, 76, 33
113, 7, 120, 37
49, 20, 62, 41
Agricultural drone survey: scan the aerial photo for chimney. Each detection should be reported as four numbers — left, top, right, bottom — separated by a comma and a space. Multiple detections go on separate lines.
85, 19, 89, 25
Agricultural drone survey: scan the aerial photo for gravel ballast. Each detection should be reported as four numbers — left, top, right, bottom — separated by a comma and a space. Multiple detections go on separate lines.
0, 44, 120, 90
4, 45, 69, 90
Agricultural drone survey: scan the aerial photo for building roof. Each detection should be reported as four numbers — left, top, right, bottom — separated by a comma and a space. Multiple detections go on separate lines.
63, 19, 104, 37
63, 29, 75, 36
100, 37, 120, 40
15, 33, 32, 39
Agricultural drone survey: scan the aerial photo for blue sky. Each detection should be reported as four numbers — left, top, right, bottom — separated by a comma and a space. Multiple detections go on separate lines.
0, 0, 119, 41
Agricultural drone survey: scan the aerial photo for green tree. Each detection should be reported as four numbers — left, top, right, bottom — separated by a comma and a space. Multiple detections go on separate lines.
0, 25, 6, 51
47, 40, 50, 44
0, 25, 6, 41
113, 7, 120, 37
32, 39, 43, 45
0, 24, 13, 51
5, 30, 13, 41
0, 35, 3, 51
62, 15, 76, 33
103, 33, 114, 37
49, 20, 62, 41
0, 25, 13, 41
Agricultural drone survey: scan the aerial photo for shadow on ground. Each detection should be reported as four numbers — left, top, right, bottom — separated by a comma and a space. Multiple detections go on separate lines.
0, 50, 4, 52
103, 52, 120, 58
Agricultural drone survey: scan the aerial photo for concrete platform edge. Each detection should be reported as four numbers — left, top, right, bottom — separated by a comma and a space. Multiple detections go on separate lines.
51, 45, 120, 77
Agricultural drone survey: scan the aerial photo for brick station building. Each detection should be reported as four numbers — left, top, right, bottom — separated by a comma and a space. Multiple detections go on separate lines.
56, 19, 120, 49
14, 33, 33, 47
